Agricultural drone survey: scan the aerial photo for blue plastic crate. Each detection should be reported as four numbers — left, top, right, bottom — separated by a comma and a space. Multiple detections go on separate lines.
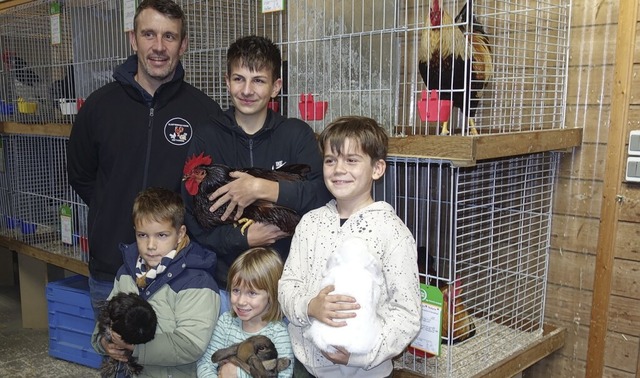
46, 275, 102, 369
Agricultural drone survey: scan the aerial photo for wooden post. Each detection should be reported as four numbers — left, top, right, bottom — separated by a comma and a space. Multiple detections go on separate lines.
17, 254, 48, 329
585, 1, 639, 376
0, 246, 15, 286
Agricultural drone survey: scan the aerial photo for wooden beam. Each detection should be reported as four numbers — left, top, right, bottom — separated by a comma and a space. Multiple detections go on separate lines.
0, 236, 88, 276
389, 129, 583, 166
0, 0, 32, 12
585, 1, 639, 377
0, 122, 72, 137
474, 324, 566, 378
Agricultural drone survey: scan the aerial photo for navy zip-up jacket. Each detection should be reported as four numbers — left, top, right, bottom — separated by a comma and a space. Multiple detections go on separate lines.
67, 55, 223, 281
182, 107, 332, 287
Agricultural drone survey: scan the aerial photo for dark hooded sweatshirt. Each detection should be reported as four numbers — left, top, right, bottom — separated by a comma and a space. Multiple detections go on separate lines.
67, 55, 223, 282
182, 107, 332, 287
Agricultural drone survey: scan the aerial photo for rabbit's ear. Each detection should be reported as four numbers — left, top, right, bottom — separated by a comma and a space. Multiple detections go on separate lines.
212, 344, 239, 362
276, 357, 291, 372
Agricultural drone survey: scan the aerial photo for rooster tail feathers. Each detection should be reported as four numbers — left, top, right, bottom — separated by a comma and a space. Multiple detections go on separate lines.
183, 152, 213, 175
275, 163, 311, 177
454, 0, 469, 26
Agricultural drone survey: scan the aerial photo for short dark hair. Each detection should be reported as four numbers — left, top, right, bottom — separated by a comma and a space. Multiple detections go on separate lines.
319, 116, 389, 162
134, 0, 187, 40
227, 35, 281, 81
132, 187, 185, 230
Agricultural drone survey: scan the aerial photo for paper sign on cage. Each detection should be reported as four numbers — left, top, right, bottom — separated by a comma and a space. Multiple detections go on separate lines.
409, 284, 443, 357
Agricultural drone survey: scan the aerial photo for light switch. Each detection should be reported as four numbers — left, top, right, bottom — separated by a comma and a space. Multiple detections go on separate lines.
626, 157, 640, 182
629, 130, 640, 156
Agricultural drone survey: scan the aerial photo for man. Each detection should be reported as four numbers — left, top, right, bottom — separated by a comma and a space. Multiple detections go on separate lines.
67, 0, 222, 315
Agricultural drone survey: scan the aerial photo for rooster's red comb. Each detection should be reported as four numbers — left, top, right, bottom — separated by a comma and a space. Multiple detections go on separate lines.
183, 152, 212, 174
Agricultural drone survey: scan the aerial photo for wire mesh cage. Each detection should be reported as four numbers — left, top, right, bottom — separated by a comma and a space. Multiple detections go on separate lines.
0, 0, 286, 122
0, 135, 16, 239
373, 152, 557, 377
285, 0, 571, 135
3, 134, 88, 262
0, 0, 570, 135
179, 0, 286, 107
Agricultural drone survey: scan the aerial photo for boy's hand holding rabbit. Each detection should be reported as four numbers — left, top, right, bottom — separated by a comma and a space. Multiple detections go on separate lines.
100, 329, 134, 362
307, 284, 360, 327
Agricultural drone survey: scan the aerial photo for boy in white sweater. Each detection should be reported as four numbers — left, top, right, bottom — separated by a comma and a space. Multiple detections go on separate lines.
278, 116, 421, 377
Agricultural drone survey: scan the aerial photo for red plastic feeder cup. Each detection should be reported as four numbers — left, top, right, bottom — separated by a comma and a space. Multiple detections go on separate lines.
417, 90, 451, 122
268, 100, 279, 112
298, 93, 328, 121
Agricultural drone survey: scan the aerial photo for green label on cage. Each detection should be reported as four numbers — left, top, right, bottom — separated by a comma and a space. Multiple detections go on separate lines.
411, 284, 443, 356
60, 205, 72, 245
50, 2, 61, 15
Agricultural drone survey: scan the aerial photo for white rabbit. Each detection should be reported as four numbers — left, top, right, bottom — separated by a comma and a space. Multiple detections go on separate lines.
304, 236, 383, 355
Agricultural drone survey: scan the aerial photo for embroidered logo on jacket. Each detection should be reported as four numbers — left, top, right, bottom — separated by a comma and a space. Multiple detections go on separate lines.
164, 118, 192, 145
272, 160, 286, 170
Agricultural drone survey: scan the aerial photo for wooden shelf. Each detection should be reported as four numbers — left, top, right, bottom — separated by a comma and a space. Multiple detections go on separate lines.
0, 235, 88, 276
0, 121, 582, 167
0, 122, 72, 137
395, 323, 566, 378
388, 128, 583, 167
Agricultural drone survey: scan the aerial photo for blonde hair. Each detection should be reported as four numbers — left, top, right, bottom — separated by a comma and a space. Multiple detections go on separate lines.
227, 247, 284, 322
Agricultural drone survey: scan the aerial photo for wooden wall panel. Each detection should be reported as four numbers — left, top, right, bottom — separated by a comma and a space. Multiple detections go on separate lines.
565, 105, 610, 144
614, 221, 640, 260
550, 214, 599, 254
557, 144, 606, 179
544, 284, 592, 326
604, 333, 639, 374
566, 66, 614, 106
611, 259, 640, 299
553, 178, 603, 217
547, 249, 595, 288
570, 0, 619, 28
608, 295, 640, 336
618, 186, 640, 222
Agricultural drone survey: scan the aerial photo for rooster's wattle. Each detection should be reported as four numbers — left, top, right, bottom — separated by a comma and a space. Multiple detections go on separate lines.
182, 153, 309, 235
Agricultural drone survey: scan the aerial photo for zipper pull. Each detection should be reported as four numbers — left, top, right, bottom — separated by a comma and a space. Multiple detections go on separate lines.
150, 107, 154, 117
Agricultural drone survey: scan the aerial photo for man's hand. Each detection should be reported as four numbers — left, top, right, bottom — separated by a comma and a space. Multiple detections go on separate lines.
308, 285, 360, 327
208, 172, 278, 221
246, 222, 288, 246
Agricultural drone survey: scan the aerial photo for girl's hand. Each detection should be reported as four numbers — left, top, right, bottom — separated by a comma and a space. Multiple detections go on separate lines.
218, 362, 238, 378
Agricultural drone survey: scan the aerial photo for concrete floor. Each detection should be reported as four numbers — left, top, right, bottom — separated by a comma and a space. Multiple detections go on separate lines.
0, 284, 100, 377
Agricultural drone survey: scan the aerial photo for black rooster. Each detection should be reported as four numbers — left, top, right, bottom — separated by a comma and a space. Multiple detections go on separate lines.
418, 0, 492, 135
183, 153, 309, 235
2, 50, 40, 86
50, 64, 76, 100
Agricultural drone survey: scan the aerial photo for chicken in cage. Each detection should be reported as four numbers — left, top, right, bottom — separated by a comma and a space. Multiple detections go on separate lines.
418, 0, 492, 135
373, 153, 557, 377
